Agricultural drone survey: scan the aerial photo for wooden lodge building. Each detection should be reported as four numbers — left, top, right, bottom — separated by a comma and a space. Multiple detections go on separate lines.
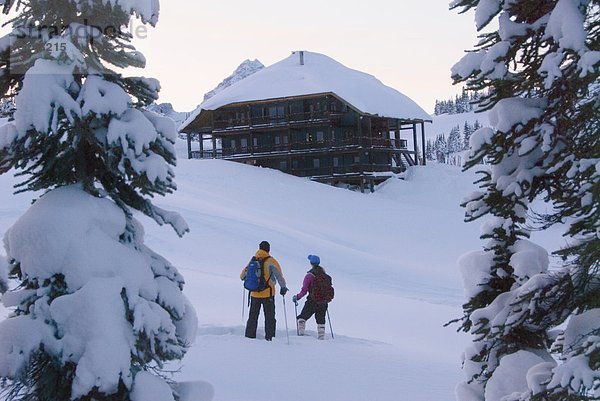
180, 51, 431, 191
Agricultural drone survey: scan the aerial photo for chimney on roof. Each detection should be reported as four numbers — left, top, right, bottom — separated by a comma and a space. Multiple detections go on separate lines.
299, 50, 304, 65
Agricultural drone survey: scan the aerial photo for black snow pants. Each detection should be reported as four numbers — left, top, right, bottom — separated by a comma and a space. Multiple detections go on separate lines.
297, 297, 328, 325
245, 296, 276, 340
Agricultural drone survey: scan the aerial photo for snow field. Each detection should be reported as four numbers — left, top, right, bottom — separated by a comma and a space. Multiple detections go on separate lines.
1, 145, 486, 400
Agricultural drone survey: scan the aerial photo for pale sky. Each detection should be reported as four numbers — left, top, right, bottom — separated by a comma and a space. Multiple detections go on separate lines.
129, 0, 479, 114
0, 1, 479, 115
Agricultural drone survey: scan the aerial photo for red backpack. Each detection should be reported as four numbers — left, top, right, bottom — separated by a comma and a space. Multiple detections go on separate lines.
310, 271, 334, 304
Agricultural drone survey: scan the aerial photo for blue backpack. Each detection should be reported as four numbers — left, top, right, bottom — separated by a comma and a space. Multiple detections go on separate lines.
243, 257, 271, 292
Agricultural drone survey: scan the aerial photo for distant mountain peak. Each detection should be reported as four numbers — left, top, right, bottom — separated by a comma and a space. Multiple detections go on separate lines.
203, 59, 265, 102
147, 102, 191, 128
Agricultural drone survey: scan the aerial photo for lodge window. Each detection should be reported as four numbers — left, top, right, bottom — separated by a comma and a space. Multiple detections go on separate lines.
275, 136, 280, 145
235, 111, 246, 124
333, 157, 339, 167
230, 139, 236, 148
253, 137, 258, 146
241, 138, 248, 148
354, 155, 360, 164
316, 131, 324, 141
279, 161, 287, 170
313, 158, 320, 168
267, 106, 285, 119
283, 135, 289, 144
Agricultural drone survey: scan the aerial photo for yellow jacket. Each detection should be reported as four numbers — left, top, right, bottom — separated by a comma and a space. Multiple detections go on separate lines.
240, 249, 286, 298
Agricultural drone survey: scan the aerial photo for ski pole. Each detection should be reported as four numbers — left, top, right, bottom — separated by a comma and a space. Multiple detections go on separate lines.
326, 308, 334, 339
282, 295, 290, 345
294, 300, 299, 336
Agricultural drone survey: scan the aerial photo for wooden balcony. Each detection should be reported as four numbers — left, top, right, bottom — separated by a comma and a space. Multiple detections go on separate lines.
213, 110, 341, 132
189, 137, 409, 160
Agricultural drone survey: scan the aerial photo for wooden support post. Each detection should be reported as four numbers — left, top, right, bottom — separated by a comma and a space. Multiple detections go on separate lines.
212, 136, 216, 158
412, 124, 418, 165
199, 134, 204, 158
187, 133, 192, 159
421, 122, 426, 166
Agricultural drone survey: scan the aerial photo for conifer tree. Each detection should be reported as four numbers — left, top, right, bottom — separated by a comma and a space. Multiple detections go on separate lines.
426, 139, 436, 161
434, 100, 442, 115
435, 134, 448, 163
448, 124, 463, 154
0, 0, 197, 400
463, 121, 473, 150
0, 98, 14, 118
450, 0, 599, 400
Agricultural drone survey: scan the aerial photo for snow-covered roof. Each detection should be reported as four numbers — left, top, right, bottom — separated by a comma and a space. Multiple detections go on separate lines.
180, 51, 431, 131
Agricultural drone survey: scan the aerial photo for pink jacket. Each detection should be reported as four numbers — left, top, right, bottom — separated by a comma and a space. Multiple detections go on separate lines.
296, 273, 314, 300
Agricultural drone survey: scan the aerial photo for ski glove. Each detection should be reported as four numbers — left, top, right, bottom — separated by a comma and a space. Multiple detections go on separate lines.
280, 287, 289, 296
292, 295, 298, 303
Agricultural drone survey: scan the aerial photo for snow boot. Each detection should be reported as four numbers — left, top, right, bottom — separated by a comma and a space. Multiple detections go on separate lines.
317, 324, 326, 340
297, 318, 306, 336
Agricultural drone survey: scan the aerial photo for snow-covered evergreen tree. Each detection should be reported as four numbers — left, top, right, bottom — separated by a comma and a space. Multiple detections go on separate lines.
448, 124, 463, 153
0, 0, 197, 400
450, 0, 599, 400
0, 98, 14, 118
426, 139, 436, 161
463, 121, 473, 150
435, 134, 448, 163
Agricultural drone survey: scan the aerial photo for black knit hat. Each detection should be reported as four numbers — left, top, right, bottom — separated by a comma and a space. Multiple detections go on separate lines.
259, 241, 270, 252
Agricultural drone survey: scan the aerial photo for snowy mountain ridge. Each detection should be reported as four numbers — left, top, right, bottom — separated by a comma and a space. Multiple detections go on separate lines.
146, 102, 191, 128
145, 59, 265, 129
203, 59, 265, 102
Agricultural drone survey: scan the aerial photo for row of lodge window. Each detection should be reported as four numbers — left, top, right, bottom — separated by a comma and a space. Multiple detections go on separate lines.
221, 98, 346, 126
228, 130, 330, 149
271, 155, 362, 171
226, 130, 408, 152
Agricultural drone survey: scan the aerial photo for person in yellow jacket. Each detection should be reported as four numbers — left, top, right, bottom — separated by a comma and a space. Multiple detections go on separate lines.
240, 241, 288, 341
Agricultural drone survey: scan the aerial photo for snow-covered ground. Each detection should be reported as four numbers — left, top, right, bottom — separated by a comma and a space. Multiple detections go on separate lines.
0, 139, 549, 401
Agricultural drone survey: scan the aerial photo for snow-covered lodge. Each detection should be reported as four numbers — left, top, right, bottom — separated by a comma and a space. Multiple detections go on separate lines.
179, 51, 431, 191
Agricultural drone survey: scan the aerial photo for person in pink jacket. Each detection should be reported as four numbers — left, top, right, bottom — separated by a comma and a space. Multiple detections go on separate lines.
292, 254, 332, 340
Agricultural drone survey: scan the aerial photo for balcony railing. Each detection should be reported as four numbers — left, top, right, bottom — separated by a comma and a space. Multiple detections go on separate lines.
189, 137, 409, 159
213, 110, 339, 130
